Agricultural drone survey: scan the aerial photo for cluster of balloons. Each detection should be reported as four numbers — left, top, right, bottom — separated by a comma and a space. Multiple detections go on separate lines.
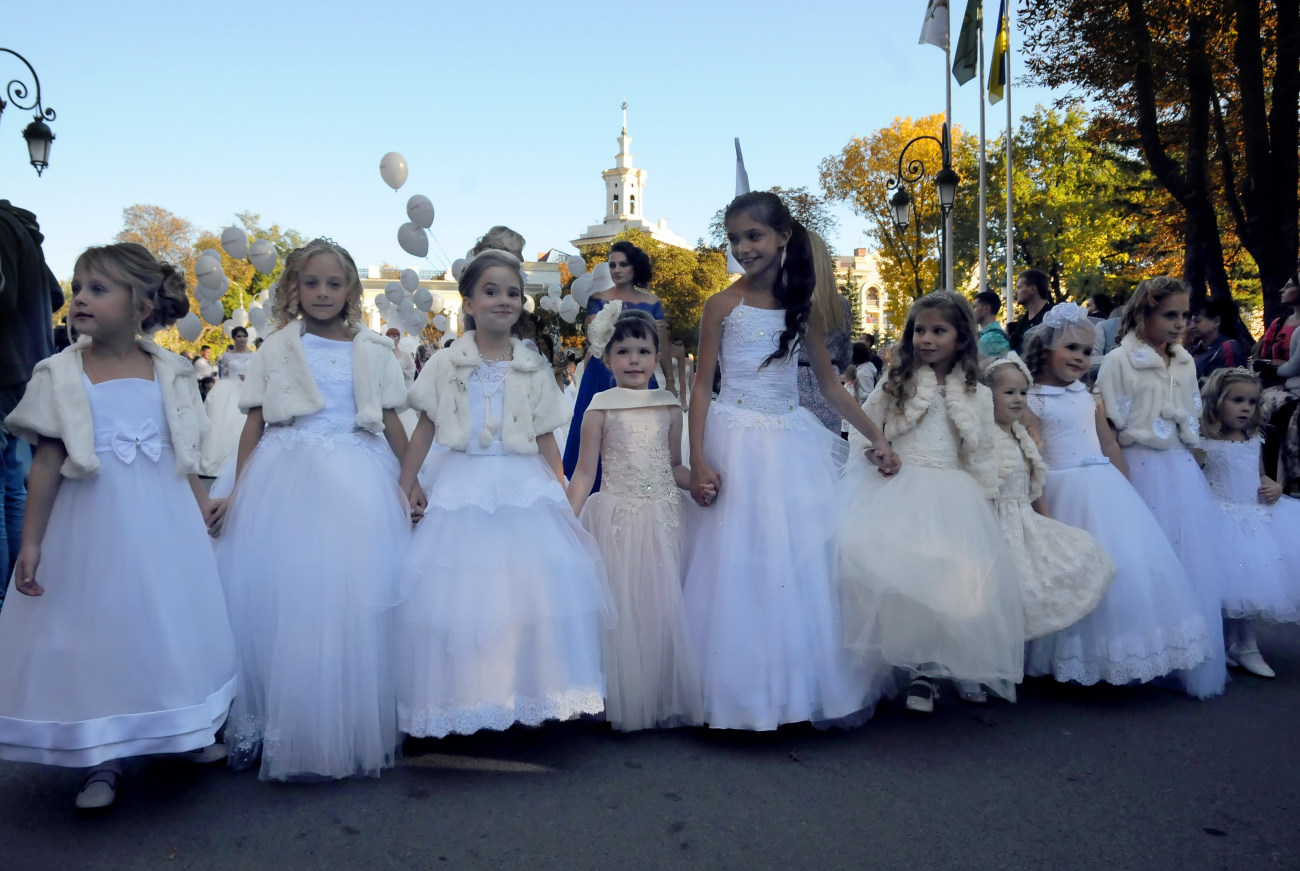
177, 228, 280, 342
374, 267, 451, 336
532, 256, 610, 324
381, 152, 437, 260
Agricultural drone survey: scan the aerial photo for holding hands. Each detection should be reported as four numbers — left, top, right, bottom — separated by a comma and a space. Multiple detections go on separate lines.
691, 461, 721, 507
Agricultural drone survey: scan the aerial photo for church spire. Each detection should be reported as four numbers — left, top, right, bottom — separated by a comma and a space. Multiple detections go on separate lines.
621, 100, 627, 135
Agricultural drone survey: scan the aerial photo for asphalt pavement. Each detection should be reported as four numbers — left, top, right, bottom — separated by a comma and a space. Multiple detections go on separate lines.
1, 624, 1297, 871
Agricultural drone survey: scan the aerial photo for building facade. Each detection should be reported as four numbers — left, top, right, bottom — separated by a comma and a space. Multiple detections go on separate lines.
833, 248, 889, 337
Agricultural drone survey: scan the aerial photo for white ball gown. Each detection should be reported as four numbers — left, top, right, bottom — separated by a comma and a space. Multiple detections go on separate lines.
216, 334, 408, 780
1200, 437, 1300, 622
1024, 382, 1216, 695
990, 424, 1114, 640
396, 358, 612, 738
198, 350, 255, 476
579, 388, 702, 731
0, 376, 237, 767
683, 303, 885, 730
837, 370, 1025, 701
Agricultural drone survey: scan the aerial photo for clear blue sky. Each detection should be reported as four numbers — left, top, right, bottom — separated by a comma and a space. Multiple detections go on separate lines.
3, 1, 1065, 280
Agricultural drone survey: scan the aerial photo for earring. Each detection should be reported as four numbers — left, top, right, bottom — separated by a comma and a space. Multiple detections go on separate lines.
779, 248, 787, 269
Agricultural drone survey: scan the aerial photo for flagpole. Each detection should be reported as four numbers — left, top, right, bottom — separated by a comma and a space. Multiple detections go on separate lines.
944, 21, 955, 296
1003, 7, 1014, 316
977, 1, 987, 299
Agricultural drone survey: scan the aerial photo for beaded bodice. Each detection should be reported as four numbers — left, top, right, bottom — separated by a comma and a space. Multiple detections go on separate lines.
889, 389, 961, 469
220, 351, 256, 379
1028, 382, 1109, 470
1201, 437, 1262, 505
599, 406, 681, 508
715, 304, 799, 424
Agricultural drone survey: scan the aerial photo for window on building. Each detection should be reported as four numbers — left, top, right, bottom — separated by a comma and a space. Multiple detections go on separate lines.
613, 194, 620, 213
866, 285, 881, 305
629, 195, 636, 215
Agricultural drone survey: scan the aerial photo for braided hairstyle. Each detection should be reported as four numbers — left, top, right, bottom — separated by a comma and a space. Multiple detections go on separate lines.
723, 191, 814, 368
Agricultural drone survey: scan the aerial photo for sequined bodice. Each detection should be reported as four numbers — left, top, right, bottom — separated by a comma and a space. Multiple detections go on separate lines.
599, 406, 681, 507
1028, 384, 1109, 470
889, 390, 961, 469
221, 351, 255, 379
262, 334, 382, 453
715, 304, 799, 422
1201, 437, 1262, 504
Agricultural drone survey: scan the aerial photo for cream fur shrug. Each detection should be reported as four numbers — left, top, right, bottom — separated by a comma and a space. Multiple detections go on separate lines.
1095, 332, 1200, 450
239, 321, 407, 432
408, 332, 571, 454
4, 336, 207, 479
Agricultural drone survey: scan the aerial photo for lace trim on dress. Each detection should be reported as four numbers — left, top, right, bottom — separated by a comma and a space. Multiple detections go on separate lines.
1045, 618, 1212, 685
398, 687, 605, 738
261, 418, 389, 454
709, 402, 808, 430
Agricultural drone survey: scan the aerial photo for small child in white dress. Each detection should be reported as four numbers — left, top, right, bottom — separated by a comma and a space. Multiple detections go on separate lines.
1198, 368, 1300, 677
212, 239, 412, 781
982, 352, 1113, 640
396, 248, 611, 738
839, 292, 1025, 712
568, 306, 702, 731
0, 243, 236, 810
1023, 303, 1216, 696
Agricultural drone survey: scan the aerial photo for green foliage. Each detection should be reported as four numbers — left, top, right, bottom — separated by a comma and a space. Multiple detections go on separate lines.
707, 186, 840, 247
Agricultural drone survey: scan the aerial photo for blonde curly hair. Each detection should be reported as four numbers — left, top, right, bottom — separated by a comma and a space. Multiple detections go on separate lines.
272, 238, 364, 330
1200, 367, 1265, 439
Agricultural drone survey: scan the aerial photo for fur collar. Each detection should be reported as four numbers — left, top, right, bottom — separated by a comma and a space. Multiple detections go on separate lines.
1001, 421, 1047, 502
446, 331, 546, 373
1120, 332, 1194, 373
886, 365, 984, 452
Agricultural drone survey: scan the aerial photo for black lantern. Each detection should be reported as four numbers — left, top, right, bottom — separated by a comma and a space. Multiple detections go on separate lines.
1, 48, 57, 178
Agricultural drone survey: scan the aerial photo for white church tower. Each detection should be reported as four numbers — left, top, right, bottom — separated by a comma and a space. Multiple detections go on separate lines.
572, 103, 690, 251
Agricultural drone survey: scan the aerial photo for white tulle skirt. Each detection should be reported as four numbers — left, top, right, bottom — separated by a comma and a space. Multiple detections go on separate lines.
396, 451, 612, 738
581, 492, 701, 731
838, 458, 1025, 700
683, 407, 886, 730
1213, 495, 1300, 623
0, 447, 237, 767
199, 378, 246, 477
1122, 446, 1228, 698
1024, 461, 1217, 696
216, 427, 408, 780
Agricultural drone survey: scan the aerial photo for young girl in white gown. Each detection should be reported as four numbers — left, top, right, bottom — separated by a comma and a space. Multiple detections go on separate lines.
839, 292, 1024, 712
1198, 368, 1300, 678
684, 192, 898, 731
396, 248, 611, 738
0, 243, 236, 810
198, 326, 255, 476
212, 239, 412, 780
568, 306, 702, 731
982, 352, 1113, 640
1095, 279, 1228, 698
1023, 303, 1216, 696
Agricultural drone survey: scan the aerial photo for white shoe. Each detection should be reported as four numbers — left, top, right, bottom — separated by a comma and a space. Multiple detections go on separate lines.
75, 767, 120, 811
178, 743, 229, 764
905, 678, 936, 714
956, 681, 988, 704
1228, 644, 1276, 678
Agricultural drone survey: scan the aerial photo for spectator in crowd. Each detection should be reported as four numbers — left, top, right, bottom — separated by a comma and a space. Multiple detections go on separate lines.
1007, 268, 1052, 352
973, 290, 1011, 357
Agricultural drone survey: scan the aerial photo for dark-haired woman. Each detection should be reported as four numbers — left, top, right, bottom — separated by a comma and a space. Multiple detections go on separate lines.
199, 327, 256, 476
562, 240, 669, 489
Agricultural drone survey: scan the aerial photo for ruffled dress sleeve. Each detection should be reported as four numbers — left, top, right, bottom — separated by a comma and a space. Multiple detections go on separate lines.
530, 366, 573, 436
238, 348, 270, 412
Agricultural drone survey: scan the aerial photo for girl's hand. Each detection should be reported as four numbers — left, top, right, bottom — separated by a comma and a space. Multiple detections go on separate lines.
205, 497, 230, 537
1259, 475, 1283, 505
408, 482, 428, 521
13, 545, 43, 596
873, 445, 901, 477
691, 462, 721, 507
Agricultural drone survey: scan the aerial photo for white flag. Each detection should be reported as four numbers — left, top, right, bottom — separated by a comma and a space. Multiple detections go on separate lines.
727, 139, 751, 274
919, 0, 949, 50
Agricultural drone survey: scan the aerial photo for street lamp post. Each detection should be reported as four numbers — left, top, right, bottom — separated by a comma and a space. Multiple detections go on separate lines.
885, 122, 958, 295
0, 48, 57, 177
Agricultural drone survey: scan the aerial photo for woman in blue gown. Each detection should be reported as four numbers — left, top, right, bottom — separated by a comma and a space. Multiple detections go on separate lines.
563, 240, 672, 488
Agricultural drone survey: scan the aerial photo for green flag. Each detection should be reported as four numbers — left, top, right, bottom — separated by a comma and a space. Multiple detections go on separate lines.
952, 0, 982, 85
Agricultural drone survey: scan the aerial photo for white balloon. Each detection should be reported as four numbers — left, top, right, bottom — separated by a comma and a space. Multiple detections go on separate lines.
590, 261, 615, 295
429, 291, 446, 314
400, 268, 420, 293
384, 282, 404, 303
197, 247, 222, 263
540, 295, 558, 313
379, 152, 409, 190
200, 302, 225, 326
559, 295, 580, 323
571, 273, 595, 307
231, 307, 249, 328
193, 283, 222, 305
414, 288, 433, 312
248, 305, 268, 331
566, 255, 587, 276
398, 335, 419, 354
405, 315, 426, 335
176, 312, 203, 342
397, 222, 429, 258
522, 294, 536, 313
257, 288, 270, 304
220, 226, 249, 260
195, 257, 224, 290
432, 314, 449, 332
406, 194, 434, 229
221, 319, 235, 338
451, 258, 467, 280
547, 283, 562, 299
249, 239, 278, 274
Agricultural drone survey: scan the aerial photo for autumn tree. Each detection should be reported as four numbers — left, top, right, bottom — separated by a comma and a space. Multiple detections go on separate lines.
707, 186, 840, 247
820, 115, 981, 329
1020, 0, 1299, 323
